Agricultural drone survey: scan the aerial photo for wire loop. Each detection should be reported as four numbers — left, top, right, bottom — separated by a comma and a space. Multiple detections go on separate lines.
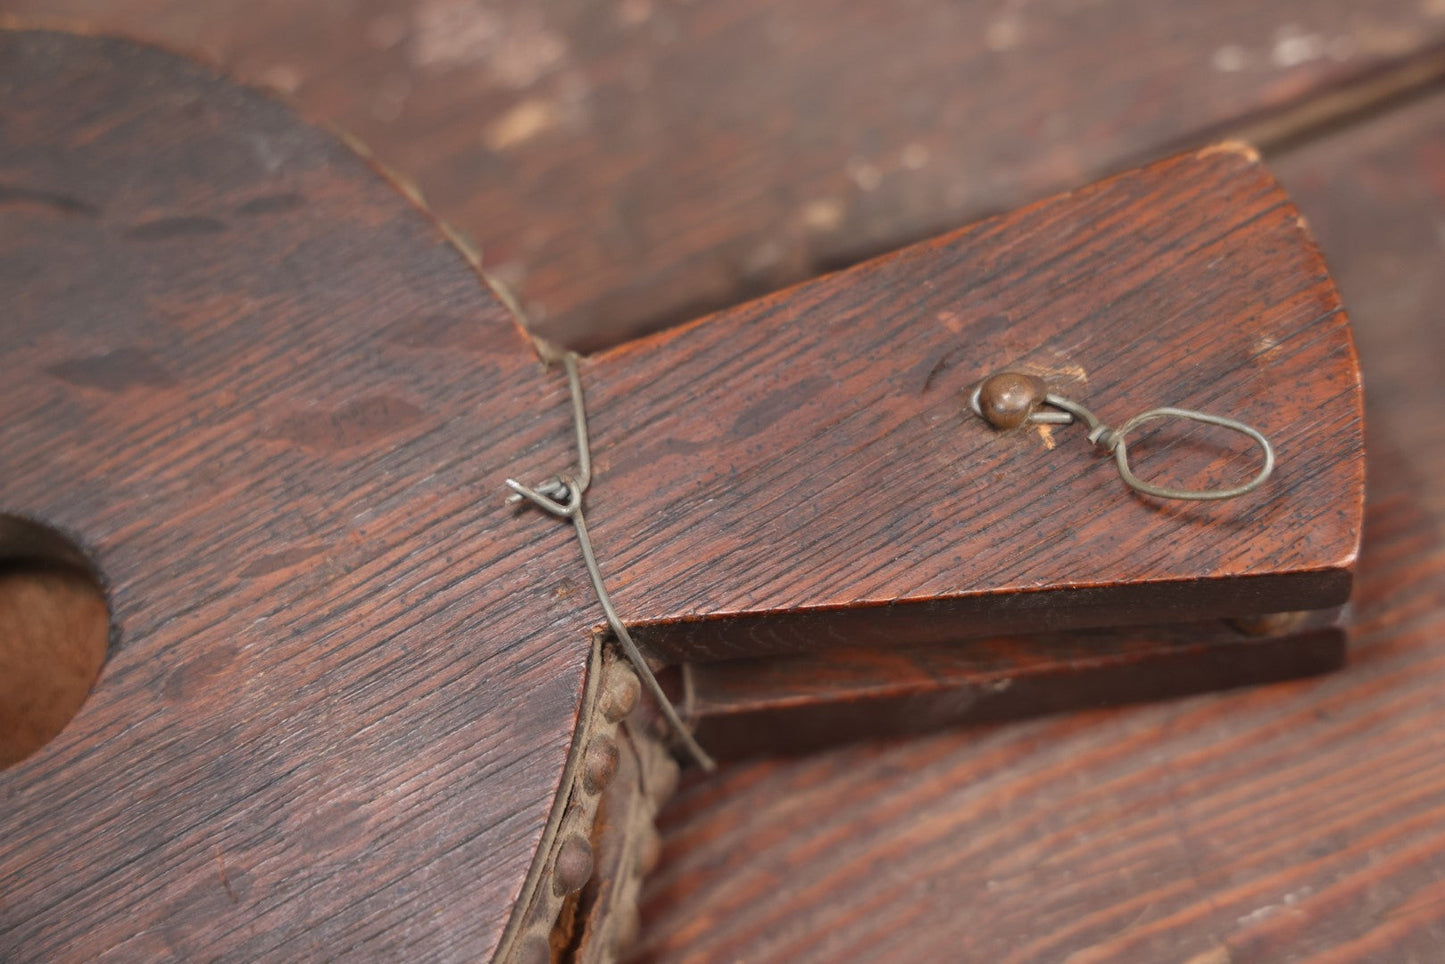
971, 373, 1275, 502
506, 354, 716, 771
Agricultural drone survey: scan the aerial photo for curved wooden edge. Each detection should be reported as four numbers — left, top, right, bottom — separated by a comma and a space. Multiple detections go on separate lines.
0, 29, 589, 960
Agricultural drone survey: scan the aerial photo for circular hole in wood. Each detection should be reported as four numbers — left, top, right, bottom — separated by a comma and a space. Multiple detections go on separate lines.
0, 514, 109, 769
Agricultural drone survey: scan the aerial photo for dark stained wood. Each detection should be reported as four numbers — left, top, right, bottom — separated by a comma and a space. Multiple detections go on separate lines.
578, 146, 1364, 661
0, 26, 1405, 963
0, 31, 1365, 964
12, 1, 1445, 350
0, 30, 594, 961
633, 92, 1445, 963
678, 615, 1345, 760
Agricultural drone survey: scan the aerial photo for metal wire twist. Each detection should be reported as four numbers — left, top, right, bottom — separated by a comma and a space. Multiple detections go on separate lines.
506, 353, 716, 771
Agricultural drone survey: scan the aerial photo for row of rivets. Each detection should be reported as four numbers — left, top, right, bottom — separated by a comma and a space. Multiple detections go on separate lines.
512, 656, 640, 960
511, 652, 692, 961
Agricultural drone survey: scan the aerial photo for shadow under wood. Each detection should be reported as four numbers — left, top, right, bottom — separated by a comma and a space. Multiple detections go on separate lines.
0, 514, 109, 768
670, 615, 1345, 761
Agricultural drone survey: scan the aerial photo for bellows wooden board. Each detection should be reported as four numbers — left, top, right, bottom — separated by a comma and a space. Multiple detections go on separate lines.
571, 142, 1363, 661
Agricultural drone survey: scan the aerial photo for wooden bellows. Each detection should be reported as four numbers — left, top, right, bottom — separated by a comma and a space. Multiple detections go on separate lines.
0, 29, 1361, 962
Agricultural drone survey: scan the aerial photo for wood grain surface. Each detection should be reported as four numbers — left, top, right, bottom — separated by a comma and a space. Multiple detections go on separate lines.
9, 1, 1445, 350
679, 615, 1346, 760
633, 94, 1445, 963
577, 147, 1363, 661
0, 31, 1373, 963
0, 30, 595, 961
0, 16, 1432, 963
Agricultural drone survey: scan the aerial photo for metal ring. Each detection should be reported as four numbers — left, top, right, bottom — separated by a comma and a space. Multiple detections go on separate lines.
1109, 407, 1275, 501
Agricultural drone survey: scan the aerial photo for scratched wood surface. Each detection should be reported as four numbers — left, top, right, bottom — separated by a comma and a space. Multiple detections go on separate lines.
10, 0, 1445, 350
633, 96, 1445, 962
0, 30, 597, 961
576, 147, 1363, 661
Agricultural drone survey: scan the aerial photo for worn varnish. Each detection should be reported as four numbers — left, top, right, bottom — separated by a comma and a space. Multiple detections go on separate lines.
0, 31, 594, 960
634, 92, 1445, 964
13, 1, 1445, 350
575, 146, 1363, 661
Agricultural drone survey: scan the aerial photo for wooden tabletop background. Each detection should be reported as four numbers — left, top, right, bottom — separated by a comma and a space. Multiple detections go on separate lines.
7, 1, 1445, 960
